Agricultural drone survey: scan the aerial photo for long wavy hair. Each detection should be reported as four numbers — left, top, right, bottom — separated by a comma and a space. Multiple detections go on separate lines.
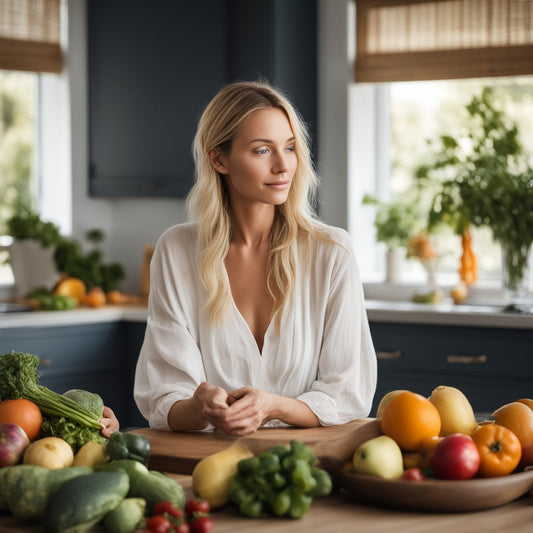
186, 80, 325, 328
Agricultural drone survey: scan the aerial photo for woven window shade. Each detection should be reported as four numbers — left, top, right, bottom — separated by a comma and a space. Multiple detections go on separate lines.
0, 0, 62, 73
355, 0, 533, 82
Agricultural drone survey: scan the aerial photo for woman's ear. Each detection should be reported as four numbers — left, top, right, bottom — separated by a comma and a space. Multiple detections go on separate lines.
208, 148, 227, 174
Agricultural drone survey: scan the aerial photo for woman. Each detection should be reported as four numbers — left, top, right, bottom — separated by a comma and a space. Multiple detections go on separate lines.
134, 80, 377, 436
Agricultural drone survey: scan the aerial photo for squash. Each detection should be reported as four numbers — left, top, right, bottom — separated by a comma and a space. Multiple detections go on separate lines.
53, 276, 87, 304
192, 441, 254, 509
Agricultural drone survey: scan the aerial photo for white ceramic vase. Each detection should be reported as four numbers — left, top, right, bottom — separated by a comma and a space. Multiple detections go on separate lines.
4, 240, 59, 297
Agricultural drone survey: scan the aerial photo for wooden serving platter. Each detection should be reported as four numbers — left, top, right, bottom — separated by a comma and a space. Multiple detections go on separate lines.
130, 418, 381, 474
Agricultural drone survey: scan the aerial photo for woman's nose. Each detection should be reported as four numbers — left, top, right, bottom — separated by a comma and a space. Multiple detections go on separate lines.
272, 152, 288, 173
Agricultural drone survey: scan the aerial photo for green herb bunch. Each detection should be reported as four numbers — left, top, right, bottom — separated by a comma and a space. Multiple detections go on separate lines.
415, 87, 533, 292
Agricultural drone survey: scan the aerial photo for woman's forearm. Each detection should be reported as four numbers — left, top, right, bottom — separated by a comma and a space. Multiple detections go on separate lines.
167, 397, 210, 431
269, 395, 320, 428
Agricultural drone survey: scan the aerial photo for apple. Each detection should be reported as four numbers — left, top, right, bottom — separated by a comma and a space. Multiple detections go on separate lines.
352, 435, 404, 479
0, 422, 30, 467
431, 433, 480, 480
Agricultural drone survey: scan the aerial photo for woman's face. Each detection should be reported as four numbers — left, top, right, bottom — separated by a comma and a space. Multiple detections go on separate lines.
214, 107, 298, 207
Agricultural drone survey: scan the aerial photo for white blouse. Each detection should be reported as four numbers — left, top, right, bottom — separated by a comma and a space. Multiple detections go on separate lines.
134, 222, 377, 431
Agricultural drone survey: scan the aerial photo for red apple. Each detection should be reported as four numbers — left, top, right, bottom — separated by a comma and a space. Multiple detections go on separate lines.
0, 422, 30, 467
431, 433, 480, 480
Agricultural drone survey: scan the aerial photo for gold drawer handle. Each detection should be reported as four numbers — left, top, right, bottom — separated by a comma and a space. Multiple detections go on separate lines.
446, 354, 487, 364
376, 350, 402, 360
38, 357, 52, 366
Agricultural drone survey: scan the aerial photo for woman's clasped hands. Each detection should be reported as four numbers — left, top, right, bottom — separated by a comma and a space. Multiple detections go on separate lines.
193, 381, 275, 436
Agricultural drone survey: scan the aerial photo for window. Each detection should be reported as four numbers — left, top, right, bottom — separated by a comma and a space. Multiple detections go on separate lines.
355, 76, 533, 292
0, 69, 38, 285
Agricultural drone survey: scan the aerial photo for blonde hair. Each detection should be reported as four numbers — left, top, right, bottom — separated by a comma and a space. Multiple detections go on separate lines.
186, 80, 325, 328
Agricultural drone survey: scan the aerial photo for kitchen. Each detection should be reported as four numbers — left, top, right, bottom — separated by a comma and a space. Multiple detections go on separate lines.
1, 0, 533, 530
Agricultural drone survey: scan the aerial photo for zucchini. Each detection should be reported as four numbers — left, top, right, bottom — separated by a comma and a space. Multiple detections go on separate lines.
43, 470, 129, 533
98, 459, 185, 513
102, 497, 146, 533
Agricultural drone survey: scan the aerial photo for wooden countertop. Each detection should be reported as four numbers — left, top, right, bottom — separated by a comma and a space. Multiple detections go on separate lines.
1, 473, 532, 533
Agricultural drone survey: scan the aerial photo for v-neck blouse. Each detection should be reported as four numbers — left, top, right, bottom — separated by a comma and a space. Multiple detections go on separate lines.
134, 222, 377, 431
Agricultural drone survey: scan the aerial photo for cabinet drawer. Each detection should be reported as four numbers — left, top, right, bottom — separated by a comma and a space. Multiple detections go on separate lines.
370, 322, 533, 380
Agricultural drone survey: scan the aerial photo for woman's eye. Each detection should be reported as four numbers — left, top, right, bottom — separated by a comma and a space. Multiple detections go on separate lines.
254, 148, 269, 155
286, 145, 295, 152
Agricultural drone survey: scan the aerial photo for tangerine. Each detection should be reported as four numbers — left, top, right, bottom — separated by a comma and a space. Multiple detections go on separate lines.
0, 398, 43, 441
83, 287, 106, 308
381, 391, 441, 451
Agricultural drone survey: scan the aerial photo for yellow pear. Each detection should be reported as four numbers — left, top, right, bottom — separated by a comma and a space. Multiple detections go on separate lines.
192, 441, 253, 509
429, 385, 478, 436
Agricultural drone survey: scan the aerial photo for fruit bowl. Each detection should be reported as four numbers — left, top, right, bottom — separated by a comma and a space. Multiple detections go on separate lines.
321, 458, 533, 512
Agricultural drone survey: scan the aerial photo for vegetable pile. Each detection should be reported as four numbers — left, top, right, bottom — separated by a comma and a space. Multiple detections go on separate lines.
229, 439, 332, 519
0, 352, 106, 452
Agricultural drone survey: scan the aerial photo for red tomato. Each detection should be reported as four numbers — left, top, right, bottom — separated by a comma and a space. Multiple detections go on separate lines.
153, 500, 183, 518
189, 516, 213, 533
174, 523, 190, 533
431, 433, 480, 480
402, 467, 427, 481
146, 515, 173, 533
184, 498, 210, 517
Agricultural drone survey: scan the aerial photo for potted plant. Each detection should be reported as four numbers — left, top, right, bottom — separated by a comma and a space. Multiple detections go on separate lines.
363, 194, 421, 283
415, 87, 533, 301
5, 206, 125, 297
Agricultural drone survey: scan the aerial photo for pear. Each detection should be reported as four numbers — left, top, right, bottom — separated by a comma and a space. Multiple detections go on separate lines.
352, 435, 404, 479
192, 441, 253, 509
429, 385, 478, 436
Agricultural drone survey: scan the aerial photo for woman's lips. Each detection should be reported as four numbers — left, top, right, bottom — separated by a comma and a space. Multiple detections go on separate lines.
265, 181, 290, 190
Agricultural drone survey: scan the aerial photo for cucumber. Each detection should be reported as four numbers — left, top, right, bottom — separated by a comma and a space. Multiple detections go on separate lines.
43, 470, 129, 533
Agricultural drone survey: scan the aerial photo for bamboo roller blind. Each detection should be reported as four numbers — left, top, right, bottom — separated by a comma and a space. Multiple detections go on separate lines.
0, 0, 62, 73
355, 0, 533, 82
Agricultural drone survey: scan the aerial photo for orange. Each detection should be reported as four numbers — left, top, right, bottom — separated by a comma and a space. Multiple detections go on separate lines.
83, 287, 106, 308
492, 401, 533, 467
418, 435, 443, 469
0, 398, 43, 441
54, 277, 87, 304
517, 398, 533, 411
381, 391, 441, 451
106, 290, 126, 304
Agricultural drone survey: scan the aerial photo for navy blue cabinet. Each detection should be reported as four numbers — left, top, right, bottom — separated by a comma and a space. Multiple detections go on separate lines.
369, 321, 533, 417
87, 0, 318, 198
0, 321, 147, 429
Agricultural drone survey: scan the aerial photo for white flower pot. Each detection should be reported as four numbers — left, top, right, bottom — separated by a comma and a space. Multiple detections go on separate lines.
4, 240, 59, 297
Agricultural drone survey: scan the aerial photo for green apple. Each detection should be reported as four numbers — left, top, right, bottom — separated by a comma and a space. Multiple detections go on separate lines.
352, 435, 404, 479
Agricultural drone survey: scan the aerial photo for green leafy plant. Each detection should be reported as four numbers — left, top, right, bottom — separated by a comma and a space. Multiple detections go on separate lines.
362, 194, 421, 251
415, 87, 533, 294
6, 207, 125, 292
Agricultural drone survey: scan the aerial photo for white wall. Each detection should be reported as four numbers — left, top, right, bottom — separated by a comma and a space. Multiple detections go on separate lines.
67, 0, 351, 293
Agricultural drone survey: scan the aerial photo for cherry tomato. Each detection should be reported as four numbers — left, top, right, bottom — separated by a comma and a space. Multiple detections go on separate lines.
402, 467, 427, 481
146, 515, 173, 533
174, 523, 190, 533
153, 500, 183, 518
184, 498, 210, 517
189, 516, 213, 533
